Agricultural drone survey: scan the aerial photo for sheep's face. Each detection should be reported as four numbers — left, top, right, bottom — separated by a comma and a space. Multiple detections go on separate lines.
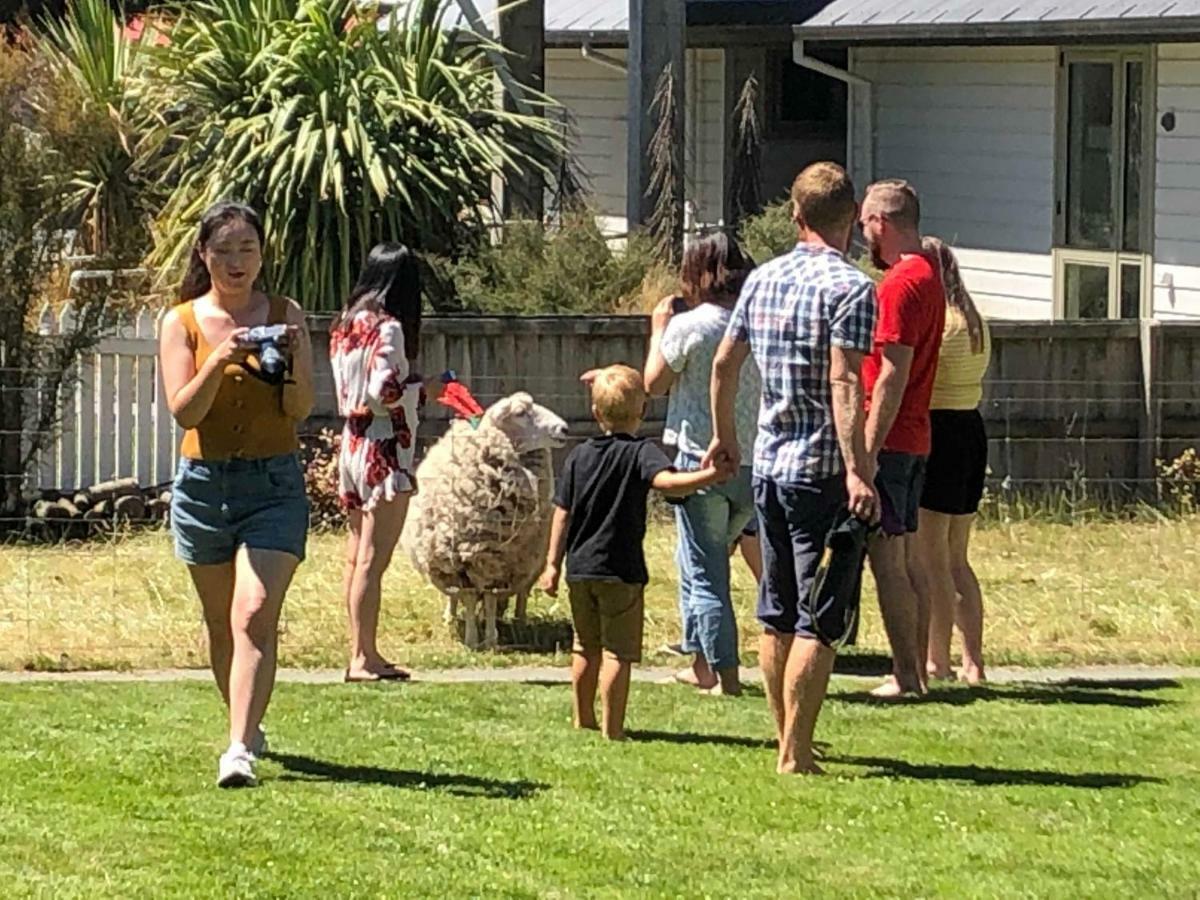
485, 392, 569, 453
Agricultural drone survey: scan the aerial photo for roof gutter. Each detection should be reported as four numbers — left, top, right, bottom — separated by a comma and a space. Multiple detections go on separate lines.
791, 35, 873, 184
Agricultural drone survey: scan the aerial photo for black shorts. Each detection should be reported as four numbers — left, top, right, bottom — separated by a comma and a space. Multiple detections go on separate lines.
875, 451, 926, 536
754, 476, 846, 640
920, 409, 988, 516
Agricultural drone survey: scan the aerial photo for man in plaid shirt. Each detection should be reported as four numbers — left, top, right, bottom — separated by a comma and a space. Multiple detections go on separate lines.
705, 162, 879, 775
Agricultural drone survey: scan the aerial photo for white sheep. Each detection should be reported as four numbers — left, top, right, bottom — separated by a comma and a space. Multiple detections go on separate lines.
400, 392, 569, 649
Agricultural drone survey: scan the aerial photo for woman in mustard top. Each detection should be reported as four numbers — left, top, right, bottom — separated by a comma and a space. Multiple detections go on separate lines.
158, 201, 315, 787
917, 237, 990, 685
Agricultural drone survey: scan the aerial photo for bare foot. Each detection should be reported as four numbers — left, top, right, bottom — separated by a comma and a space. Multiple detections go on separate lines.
869, 677, 923, 700
959, 664, 986, 686
574, 720, 600, 732
926, 663, 956, 682
703, 682, 743, 697
778, 757, 825, 775
602, 731, 627, 742
674, 665, 718, 690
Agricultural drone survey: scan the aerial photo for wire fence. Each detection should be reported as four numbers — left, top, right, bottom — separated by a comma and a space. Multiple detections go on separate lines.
1, 317, 1198, 668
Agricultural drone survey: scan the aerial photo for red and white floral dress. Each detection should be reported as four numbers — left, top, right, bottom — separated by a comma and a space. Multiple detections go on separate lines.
330, 310, 424, 511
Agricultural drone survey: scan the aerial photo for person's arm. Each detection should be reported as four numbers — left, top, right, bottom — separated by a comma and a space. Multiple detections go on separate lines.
281, 299, 315, 421
159, 308, 248, 429
864, 343, 913, 458
537, 504, 570, 596
643, 296, 680, 397
651, 464, 725, 498
703, 335, 750, 471
831, 346, 880, 524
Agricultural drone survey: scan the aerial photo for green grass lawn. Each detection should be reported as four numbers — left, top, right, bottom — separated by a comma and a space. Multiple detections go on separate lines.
1, 678, 1197, 898
1, 515, 1198, 672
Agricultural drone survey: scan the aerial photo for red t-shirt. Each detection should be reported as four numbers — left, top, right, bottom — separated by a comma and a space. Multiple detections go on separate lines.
861, 253, 946, 456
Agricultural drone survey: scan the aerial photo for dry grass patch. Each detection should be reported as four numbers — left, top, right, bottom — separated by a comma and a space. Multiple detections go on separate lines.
0, 516, 1197, 670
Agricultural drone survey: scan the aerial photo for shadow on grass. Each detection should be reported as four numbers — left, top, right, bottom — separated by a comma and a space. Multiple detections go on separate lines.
269, 753, 545, 800
832, 652, 892, 677
832, 685, 1170, 709
830, 754, 1164, 789
1059, 678, 1182, 692
626, 730, 775, 749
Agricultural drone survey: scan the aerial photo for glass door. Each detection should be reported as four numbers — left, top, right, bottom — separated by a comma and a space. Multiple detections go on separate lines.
1055, 49, 1152, 320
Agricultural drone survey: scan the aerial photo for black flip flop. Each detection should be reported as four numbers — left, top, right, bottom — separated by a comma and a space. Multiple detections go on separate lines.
343, 668, 411, 683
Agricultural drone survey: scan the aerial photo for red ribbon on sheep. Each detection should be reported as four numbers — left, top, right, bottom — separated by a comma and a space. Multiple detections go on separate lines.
437, 371, 485, 429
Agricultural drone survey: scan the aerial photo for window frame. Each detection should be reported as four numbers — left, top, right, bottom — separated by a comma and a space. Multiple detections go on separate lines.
1052, 45, 1156, 320
763, 45, 849, 141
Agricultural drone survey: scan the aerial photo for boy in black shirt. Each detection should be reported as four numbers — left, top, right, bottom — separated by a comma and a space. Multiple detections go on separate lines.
539, 365, 728, 739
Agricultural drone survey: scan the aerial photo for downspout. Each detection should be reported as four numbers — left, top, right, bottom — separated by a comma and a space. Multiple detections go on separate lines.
791, 35, 873, 184
581, 41, 628, 74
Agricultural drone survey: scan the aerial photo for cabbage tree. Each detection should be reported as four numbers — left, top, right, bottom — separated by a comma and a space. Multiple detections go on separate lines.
145, 0, 563, 310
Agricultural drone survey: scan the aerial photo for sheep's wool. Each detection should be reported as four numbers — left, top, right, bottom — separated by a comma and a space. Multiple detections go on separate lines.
401, 418, 554, 598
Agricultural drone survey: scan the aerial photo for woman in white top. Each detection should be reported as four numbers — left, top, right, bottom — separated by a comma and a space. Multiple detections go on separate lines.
644, 232, 762, 695
330, 243, 424, 682
917, 237, 991, 685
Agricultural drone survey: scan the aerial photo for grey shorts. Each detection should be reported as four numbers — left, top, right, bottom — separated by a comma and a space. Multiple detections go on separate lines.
875, 451, 927, 536
170, 453, 309, 565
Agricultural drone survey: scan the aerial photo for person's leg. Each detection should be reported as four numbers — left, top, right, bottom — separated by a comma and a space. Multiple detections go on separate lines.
189, 563, 236, 705
760, 630, 792, 742
673, 502, 714, 687
868, 534, 924, 696
227, 547, 300, 749
677, 488, 738, 693
569, 582, 602, 729
916, 509, 955, 679
948, 514, 986, 684
738, 531, 763, 583
346, 495, 410, 678
572, 651, 601, 730
778, 637, 836, 774
599, 657, 632, 740
753, 480, 797, 743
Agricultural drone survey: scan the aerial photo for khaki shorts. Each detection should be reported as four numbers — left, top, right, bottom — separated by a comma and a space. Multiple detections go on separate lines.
568, 580, 645, 662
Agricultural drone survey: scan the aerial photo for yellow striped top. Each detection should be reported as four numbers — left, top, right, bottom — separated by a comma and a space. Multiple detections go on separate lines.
929, 308, 991, 411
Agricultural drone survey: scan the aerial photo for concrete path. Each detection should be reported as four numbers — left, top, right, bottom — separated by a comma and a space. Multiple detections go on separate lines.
1, 663, 1196, 686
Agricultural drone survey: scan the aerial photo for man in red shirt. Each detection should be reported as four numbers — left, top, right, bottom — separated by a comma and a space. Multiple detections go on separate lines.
858, 180, 946, 698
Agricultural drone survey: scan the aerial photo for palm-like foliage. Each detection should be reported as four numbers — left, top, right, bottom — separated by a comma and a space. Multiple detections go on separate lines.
36, 0, 151, 256
146, 0, 564, 310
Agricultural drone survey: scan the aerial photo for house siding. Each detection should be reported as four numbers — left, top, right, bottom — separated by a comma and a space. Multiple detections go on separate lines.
1154, 43, 1200, 320
545, 48, 725, 233
851, 46, 1058, 320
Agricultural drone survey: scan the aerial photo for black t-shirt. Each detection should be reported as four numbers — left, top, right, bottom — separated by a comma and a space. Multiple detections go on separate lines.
553, 434, 673, 584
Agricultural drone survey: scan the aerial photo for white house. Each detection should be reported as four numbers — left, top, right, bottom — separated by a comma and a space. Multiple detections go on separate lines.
386, 0, 1200, 322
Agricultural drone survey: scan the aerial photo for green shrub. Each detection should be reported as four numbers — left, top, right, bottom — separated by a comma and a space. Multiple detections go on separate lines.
436, 212, 660, 315
738, 197, 882, 281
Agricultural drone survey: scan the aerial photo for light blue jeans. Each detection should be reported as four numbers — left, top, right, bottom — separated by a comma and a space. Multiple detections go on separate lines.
674, 452, 755, 671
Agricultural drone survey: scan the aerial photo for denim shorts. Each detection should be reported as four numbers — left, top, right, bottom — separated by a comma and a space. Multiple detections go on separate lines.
171, 453, 309, 565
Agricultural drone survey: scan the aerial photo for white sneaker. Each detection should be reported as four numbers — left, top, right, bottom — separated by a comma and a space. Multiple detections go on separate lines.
217, 746, 257, 789
249, 727, 269, 761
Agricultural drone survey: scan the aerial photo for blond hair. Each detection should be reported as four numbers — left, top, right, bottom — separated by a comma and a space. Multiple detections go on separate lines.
865, 179, 921, 230
922, 236, 985, 354
591, 364, 646, 430
790, 162, 857, 236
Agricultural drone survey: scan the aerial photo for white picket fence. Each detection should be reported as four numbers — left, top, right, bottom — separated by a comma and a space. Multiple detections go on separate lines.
30, 305, 180, 492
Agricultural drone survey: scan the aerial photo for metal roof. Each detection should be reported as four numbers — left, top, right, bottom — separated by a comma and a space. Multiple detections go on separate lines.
378, 0, 629, 41
797, 0, 1200, 42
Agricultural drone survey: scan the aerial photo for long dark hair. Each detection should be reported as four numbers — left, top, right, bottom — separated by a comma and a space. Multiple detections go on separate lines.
679, 231, 754, 308
178, 201, 266, 302
922, 236, 985, 354
335, 242, 422, 361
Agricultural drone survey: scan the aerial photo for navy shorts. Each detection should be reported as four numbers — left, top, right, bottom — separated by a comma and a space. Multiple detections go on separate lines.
875, 451, 927, 536
754, 476, 846, 639
171, 453, 309, 565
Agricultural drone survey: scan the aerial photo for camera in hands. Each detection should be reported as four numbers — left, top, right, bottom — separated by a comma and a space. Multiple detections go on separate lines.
241, 324, 290, 385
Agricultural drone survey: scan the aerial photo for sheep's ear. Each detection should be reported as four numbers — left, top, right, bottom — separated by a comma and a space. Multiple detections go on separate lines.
506, 393, 533, 416
485, 396, 515, 423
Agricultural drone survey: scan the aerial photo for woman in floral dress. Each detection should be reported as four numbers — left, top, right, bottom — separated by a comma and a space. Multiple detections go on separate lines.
330, 243, 424, 682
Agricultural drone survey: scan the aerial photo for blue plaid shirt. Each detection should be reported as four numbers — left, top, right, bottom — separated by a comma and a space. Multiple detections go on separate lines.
726, 243, 877, 485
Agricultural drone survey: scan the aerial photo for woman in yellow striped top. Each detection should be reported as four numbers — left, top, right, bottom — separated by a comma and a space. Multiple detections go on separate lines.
917, 237, 990, 685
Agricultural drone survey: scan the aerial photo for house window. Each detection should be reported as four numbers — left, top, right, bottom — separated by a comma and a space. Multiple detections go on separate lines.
768, 46, 848, 140
1054, 48, 1153, 320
